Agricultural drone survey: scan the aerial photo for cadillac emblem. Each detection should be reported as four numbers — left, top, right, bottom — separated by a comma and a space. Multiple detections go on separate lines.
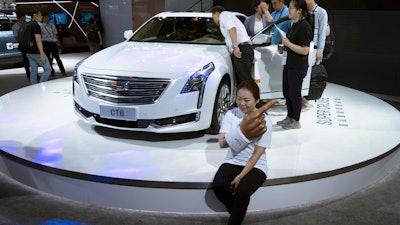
111, 81, 129, 91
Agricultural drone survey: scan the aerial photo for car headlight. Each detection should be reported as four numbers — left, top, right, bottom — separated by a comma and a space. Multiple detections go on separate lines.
181, 62, 215, 108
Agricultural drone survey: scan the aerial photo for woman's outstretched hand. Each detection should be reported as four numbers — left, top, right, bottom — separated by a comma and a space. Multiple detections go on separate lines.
240, 99, 276, 140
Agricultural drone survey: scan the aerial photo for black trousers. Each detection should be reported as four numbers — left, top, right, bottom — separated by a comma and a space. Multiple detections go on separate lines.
283, 66, 307, 121
232, 43, 254, 86
212, 163, 266, 225
18, 45, 30, 80
43, 41, 65, 74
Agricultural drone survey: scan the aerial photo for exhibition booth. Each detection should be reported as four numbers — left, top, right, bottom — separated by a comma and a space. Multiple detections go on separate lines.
0, 77, 399, 213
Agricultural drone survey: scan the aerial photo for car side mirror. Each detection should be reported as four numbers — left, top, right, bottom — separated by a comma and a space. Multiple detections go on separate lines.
124, 30, 133, 40
252, 34, 271, 45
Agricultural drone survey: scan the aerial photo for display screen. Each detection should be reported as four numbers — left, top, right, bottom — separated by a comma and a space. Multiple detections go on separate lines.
80, 12, 95, 25
48, 12, 68, 25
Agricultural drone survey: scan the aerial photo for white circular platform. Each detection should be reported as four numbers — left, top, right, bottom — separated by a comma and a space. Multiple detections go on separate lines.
0, 78, 399, 213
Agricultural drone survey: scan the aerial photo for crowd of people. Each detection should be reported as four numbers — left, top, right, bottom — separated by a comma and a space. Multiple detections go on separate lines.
11, 9, 102, 85
211, 0, 329, 224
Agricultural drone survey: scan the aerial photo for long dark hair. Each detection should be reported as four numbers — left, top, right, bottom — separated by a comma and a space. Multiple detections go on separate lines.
251, 0, 266, 11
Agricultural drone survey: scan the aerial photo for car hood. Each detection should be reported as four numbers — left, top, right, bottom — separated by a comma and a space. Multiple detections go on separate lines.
80, 42, 227, 76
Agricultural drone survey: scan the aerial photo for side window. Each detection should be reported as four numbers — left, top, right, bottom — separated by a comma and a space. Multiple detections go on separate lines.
252, 25, 274, 46
270, 20, 291, 45
252, 17, 292, 46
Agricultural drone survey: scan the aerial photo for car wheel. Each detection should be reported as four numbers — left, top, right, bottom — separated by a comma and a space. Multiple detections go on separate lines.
206, 79, 231, 134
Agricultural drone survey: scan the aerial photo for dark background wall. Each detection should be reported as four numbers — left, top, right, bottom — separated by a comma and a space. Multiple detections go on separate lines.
215, 0, 400, 96
15, 0, 100, 52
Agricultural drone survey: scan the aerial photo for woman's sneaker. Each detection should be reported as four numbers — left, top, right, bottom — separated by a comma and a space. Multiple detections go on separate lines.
282, 119, 301, 129
277, 116, 290, 126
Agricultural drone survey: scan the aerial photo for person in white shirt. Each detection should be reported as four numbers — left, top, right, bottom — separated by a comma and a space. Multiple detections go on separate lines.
212, 6, 254, 86
213, 80, 273, 225
305, 0, 328, 64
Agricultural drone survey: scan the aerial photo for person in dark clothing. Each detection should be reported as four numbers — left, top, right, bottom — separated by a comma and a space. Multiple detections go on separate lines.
85, 17, 102, 54
41, 13, 66, 76
25, 9, 52, 84
277, 0, 312, 129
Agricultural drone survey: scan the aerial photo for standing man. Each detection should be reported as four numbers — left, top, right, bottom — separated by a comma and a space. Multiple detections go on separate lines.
85, 17, 102, 55
41, 13, 67, 77
263, 0, 289, 22
12, 12, 30, 80
212, 6, 254, 85
26, 8, 52, 85
305, 0, 328, 64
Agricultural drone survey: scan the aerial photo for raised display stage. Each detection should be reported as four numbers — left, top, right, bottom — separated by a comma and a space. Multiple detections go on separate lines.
0, 78, 399, 214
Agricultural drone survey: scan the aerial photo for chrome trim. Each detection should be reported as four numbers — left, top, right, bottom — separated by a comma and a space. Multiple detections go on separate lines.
81, 73, 170, 105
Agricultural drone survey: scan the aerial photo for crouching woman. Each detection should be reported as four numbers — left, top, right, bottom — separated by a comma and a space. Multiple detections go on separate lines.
212, 80, 273, 225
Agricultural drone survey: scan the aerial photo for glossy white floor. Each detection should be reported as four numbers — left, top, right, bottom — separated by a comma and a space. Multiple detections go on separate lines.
0, 70, 399, 213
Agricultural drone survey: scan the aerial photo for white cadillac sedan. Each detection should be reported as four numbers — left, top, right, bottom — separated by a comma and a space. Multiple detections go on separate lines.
73, 12, 314, 134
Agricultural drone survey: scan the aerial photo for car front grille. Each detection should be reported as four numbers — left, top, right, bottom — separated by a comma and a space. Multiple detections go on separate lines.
82, 73, 170, 104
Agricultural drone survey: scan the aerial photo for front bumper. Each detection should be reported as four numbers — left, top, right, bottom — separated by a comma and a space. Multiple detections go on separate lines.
74, 101, 201, 132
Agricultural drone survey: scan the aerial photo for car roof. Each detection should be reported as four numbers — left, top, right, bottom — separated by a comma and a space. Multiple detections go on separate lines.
154, 11, 212, 17
153, 11, 246, 18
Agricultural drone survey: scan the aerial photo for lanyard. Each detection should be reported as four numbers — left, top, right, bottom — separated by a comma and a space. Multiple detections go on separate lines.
273, 6, 286, 21
312, 4, 318, 13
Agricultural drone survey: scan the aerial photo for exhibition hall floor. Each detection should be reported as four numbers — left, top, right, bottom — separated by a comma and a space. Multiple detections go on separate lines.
0, 59, 399, 214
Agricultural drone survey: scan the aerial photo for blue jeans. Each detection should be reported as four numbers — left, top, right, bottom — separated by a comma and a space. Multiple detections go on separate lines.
26, 53, 52, 85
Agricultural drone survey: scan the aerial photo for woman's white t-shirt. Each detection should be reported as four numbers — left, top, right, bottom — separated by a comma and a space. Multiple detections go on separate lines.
219, 107, 272, 176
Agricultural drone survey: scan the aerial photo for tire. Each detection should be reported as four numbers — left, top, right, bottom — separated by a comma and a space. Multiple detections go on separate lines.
206, 79, 231, 134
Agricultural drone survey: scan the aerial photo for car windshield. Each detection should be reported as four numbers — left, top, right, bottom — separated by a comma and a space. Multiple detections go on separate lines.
129, 16, 225, 45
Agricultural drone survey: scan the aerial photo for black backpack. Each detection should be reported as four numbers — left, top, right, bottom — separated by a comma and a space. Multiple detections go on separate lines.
17, 22, 34, 49
323, 22, 335, 60
86, 25, 99, 42
305, 64, 328, 101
